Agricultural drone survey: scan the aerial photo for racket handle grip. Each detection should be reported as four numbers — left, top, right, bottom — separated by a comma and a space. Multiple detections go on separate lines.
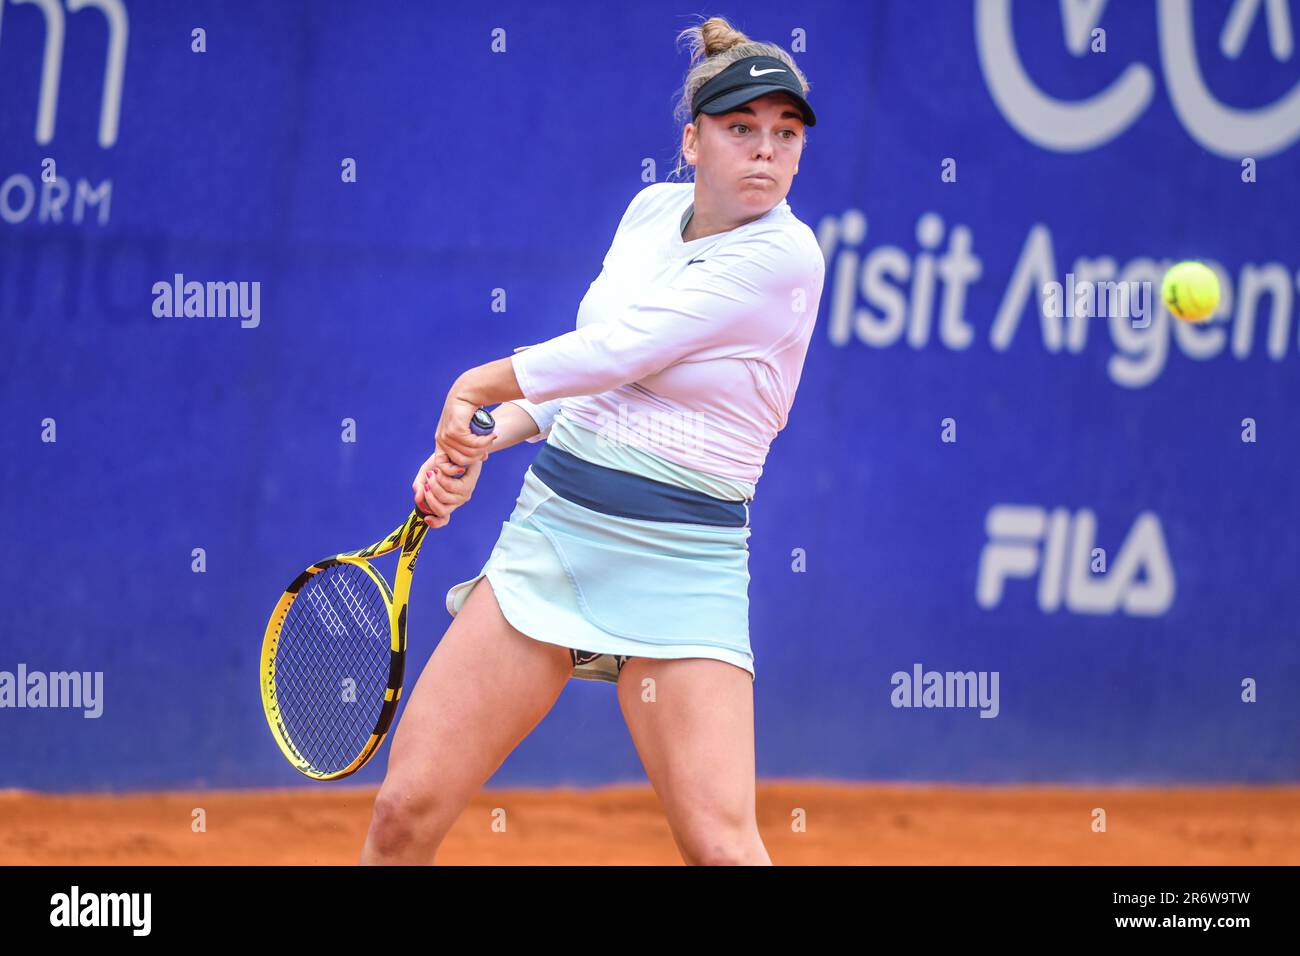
450, 407, 496, 478
469, 407, 496, 436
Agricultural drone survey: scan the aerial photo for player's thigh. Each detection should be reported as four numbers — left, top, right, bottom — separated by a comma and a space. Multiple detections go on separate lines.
380, 576, 572, 810
616, 657, 759, 838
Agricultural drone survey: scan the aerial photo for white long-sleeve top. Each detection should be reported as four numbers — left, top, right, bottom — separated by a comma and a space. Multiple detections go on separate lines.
510, 181, 824, 486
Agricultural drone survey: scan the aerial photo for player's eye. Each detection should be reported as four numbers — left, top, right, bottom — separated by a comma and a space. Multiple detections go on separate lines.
731, 123, 749, 134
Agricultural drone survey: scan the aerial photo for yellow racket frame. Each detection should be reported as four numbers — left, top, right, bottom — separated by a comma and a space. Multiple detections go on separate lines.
260, 509, 430, 780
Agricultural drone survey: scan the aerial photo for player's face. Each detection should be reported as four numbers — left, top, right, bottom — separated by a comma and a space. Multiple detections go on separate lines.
685, 92, 805, 216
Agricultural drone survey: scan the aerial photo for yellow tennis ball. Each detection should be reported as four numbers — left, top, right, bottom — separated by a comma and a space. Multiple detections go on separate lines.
1162, 261, 1220, 322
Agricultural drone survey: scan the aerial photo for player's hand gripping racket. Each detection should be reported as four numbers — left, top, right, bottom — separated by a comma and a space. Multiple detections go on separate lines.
260, 407, 496, 780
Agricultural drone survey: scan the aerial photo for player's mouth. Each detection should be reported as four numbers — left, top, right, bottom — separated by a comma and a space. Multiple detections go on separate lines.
743, 172, 775, 184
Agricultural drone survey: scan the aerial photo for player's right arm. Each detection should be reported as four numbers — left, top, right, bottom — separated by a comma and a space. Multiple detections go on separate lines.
482, 399, 547, 451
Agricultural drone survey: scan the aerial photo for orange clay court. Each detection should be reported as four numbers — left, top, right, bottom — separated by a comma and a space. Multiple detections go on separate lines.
2, 783, 1297, 866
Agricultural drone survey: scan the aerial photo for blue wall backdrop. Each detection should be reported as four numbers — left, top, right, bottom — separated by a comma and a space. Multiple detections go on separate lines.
2, 0, 1298, 791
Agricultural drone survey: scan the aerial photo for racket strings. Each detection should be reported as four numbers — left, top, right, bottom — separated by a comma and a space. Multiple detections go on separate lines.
275, 563, 392, 774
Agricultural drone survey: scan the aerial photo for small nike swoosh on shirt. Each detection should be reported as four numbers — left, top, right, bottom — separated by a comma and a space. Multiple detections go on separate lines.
749, 66, 787, 76
687, 258, 706, 264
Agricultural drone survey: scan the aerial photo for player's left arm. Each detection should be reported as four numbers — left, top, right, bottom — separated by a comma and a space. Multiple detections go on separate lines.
508, 229, 820, 404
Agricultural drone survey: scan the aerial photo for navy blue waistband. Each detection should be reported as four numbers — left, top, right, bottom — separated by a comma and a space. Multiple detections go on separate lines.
529, 443, 749, 528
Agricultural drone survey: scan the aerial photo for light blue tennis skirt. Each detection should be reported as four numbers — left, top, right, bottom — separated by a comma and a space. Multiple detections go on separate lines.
445, 465, 754, 684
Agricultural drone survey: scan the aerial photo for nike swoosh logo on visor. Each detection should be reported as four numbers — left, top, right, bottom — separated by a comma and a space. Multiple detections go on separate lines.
749, 66, 787, 76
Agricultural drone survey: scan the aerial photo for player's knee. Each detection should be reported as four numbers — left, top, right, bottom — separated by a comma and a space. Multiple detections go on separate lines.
681, 821, 761, 866
688, 838, 752, 866
367, 784, 445, 857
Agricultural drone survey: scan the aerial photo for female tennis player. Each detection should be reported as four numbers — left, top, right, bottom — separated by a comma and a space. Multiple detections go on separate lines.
360, 16, 823, 866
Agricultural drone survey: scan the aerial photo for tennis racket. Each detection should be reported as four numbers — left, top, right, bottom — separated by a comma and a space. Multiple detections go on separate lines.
260, 407, 496, 780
